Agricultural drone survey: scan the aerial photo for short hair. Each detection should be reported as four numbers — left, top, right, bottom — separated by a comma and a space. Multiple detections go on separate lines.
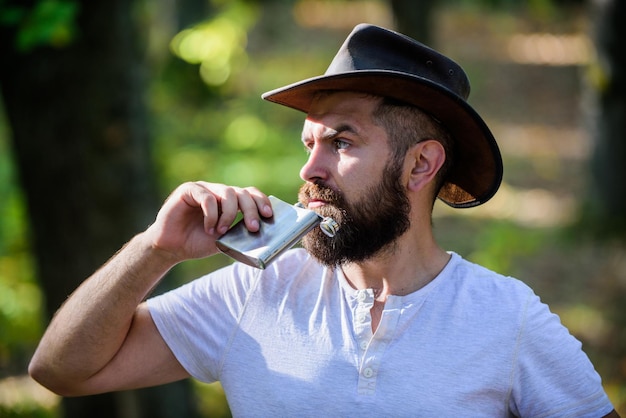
372, 97, 455, 200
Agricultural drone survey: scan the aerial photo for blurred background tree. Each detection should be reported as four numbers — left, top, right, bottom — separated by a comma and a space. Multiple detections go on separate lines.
586, 0, 626, 235
0, 0, 199, 417
390, 0, 437, 44
0, 0, 625, 417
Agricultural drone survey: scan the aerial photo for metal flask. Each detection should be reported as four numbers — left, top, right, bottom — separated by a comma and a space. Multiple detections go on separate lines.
216, 195, 338, 269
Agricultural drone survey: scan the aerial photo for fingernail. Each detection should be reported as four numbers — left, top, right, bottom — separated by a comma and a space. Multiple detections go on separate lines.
218, 226, 228, 234
263, 205, 272, 216
250, 219, 259, 230
208, 228, 216, 235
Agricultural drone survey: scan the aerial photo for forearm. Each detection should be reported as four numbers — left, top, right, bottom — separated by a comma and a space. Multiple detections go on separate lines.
29, 232, 177, 393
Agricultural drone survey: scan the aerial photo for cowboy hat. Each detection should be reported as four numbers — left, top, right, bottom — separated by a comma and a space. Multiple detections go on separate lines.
262, 23, 503, 208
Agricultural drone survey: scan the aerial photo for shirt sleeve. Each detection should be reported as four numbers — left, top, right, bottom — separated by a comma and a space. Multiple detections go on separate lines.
147, 262, 261, 383
509, 291, 614, 417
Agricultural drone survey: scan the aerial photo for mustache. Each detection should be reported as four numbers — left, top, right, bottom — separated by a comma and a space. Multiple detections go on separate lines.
299, 182, 344, 205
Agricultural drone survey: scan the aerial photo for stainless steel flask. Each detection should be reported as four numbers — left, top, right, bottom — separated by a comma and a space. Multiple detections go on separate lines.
216, 195, 338, 269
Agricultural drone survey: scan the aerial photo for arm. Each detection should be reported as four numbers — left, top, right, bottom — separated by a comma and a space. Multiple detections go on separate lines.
28, 182, 272, 396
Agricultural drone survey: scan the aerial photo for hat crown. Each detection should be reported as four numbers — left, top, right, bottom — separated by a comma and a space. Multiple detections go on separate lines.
326, 24, 470, 100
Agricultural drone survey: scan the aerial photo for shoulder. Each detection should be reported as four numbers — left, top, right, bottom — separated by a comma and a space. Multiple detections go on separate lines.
431, 253, 554, 344
444, 253, 535, 305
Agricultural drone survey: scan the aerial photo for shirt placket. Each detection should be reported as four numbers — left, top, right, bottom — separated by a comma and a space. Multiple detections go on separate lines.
353, 290, 402, 395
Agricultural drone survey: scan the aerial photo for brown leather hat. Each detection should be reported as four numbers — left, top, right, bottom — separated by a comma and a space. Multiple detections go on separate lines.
262, 23, 502, 208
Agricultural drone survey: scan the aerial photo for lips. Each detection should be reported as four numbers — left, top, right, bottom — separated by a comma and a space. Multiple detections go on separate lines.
307, 199, 327, 209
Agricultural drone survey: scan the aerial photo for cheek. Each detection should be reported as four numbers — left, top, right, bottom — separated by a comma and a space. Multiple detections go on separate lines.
339, 156, 385, 190
335, 159, 363, 196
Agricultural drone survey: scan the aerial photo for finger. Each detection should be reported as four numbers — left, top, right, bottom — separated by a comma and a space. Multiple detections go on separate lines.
193, 183, 271, 234
215, 187, 240, 235
235, 188, 263, 232
245, 187, 273, 219
186, 184, 220, 235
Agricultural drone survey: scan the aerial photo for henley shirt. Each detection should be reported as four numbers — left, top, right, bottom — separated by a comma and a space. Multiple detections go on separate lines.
147, 249, 613, 417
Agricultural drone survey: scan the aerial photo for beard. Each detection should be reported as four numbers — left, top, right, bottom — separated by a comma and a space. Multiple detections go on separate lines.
298, 158, 411, 267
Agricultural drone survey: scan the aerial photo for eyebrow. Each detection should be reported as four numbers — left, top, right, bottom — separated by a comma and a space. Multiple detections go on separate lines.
302, 124, 359, 144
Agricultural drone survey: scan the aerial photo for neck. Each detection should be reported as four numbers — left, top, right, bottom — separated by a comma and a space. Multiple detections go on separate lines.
340, 228, 450, 300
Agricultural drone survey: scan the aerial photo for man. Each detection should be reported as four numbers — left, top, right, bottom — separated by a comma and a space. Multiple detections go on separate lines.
29, 24, 618, 417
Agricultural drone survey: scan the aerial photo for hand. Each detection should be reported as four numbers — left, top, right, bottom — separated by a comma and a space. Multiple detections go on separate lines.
145, 182, 273, 263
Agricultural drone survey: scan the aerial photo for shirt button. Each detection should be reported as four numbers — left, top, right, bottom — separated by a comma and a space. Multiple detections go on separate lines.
357, 292, 367, 302
359, 340, 368, 350
363, 367, 374, 378
357, 314, 367, 323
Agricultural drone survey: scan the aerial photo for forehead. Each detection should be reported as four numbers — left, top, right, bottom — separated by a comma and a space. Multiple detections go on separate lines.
302, 91, 383, 139
307, 91, 381, 119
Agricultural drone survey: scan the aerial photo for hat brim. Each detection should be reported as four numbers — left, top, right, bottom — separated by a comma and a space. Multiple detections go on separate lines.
262, 70, 503, 208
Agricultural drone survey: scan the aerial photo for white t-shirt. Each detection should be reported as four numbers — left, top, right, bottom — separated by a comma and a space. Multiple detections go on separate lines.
147, 250, 613, 417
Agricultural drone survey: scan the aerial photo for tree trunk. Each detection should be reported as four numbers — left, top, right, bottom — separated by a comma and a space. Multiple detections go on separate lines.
389, 0, 438, 45
0, 0, 198, 417
588, 0, 626, 235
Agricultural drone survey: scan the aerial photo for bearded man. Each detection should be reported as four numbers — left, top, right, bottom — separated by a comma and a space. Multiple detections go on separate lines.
29, 24, 618, 417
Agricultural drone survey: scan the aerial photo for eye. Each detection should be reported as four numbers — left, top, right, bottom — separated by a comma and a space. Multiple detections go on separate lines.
333, 139, 350, 150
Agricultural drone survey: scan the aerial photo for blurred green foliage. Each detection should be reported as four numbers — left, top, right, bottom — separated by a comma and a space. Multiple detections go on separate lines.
0, 404, 57, 418
0, 110, 52, 415
0, 109, 42, 372
152, 1, 308, 200
0, 0, 78, 51
194, 382, 232, 418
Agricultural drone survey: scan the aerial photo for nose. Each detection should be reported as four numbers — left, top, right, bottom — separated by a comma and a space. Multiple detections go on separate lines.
299, 144, 328, 183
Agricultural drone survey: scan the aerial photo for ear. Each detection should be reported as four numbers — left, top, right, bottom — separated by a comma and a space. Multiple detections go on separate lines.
406, 140, 446, 193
